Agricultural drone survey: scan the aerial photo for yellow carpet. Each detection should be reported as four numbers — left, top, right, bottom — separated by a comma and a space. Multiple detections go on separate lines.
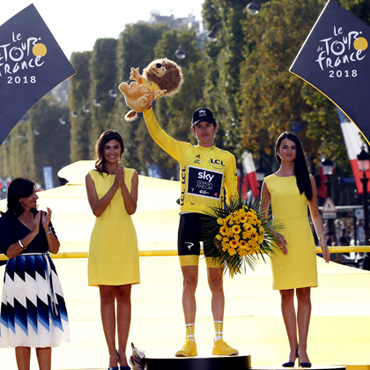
0, 161, 369, 369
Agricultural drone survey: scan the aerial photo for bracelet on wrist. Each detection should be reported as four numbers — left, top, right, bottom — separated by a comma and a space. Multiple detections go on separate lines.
18, 240, 26, 249
46, 228, 52, 235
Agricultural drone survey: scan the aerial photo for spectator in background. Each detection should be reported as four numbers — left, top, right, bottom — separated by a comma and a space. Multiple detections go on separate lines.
339, 229, 350, 257
356, 220, 365, 246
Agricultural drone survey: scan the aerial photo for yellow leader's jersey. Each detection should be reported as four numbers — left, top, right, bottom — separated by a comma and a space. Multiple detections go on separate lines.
143, 108, 238, 215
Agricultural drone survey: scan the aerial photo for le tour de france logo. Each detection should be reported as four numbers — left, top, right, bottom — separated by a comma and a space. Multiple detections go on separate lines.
316, 25, 368, 79
0, 30, 47, 83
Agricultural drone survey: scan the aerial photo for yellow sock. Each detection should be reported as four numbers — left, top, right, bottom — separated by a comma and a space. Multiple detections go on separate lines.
214, 321, 223, 341
186, 323, 195, 342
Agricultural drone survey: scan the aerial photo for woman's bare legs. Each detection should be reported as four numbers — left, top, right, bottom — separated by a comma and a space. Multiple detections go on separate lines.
296, 287, 312, 364
15, 346, 31, 370
36, 347, 51, 370
99, 285, 120, 368
116, 285, 132, 367
280, 289, 299, 362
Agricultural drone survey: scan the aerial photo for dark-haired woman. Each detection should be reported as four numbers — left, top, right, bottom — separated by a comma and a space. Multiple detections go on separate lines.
0, 178, 69, 370
86, 130, 139, 370
260, 132, 330, 368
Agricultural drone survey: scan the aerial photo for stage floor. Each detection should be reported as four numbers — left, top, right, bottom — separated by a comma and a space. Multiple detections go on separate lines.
1, 256, 370, 369
0, 161, 370, 369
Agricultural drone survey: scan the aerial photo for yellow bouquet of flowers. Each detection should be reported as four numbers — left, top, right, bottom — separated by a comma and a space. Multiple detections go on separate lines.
203, 196, 281, 276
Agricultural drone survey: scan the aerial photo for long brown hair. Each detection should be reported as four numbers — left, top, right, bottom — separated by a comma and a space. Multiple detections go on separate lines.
275, 131, 313, 200
95, 130, 124, 174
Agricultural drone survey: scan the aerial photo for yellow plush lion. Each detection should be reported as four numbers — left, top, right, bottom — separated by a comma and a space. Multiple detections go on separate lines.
119, 58, 183, 121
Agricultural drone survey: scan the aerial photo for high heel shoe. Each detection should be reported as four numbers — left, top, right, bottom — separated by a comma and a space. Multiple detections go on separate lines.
116, 349, 131, 370
282, 349, 298, 367
297, 350, 312, 368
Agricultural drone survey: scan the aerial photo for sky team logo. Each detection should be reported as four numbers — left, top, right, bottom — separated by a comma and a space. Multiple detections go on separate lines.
290, 0, 370, 144
0, 4, 75, 144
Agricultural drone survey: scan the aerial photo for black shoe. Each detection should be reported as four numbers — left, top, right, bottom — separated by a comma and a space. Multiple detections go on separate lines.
297, 349, 312, 368
282, 349, 298, 367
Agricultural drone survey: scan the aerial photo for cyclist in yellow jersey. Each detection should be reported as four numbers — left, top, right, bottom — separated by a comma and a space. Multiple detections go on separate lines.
143, 107, 239, 357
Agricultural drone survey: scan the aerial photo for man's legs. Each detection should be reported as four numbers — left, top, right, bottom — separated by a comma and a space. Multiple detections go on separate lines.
207, 267, 224, 322
175, 265, 199, 357
181, 265, 199, 324
207, 266, 238, 356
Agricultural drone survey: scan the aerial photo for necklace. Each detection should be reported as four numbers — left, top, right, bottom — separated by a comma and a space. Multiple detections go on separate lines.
18, 212, 34, 230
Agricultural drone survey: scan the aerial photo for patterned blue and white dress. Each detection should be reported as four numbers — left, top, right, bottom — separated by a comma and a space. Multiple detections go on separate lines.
0, 211, 69, 347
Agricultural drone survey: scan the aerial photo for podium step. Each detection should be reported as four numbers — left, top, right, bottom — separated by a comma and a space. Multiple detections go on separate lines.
144, 354, 251, 370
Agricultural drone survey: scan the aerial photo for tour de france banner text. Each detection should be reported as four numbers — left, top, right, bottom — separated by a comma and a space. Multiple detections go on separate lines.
0, 4, 75, 144
289, 0, 370, 143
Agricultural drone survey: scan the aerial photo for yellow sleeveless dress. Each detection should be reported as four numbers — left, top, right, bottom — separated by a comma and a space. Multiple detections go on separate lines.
264, 174, 317, 290
87, 168, 140, 286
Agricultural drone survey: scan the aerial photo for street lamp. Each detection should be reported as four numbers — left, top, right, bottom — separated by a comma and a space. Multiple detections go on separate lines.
175, 45, 186, 60
207, 22, 222, 42
357, 146, 370, 245
321, 158, 334, 180
321, 158, 335, 241
246, 2, 261, 15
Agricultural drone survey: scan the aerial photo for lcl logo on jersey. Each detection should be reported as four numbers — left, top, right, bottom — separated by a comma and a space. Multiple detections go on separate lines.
210, 158, 225, 169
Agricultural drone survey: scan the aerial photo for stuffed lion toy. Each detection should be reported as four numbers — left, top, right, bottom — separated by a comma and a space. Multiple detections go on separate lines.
119, 58, 183, 121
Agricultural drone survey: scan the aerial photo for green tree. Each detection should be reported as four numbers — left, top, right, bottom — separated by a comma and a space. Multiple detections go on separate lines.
0, 119, 36, 183
114, 23, 170, 172
239, 0, 327, 165
202, 0, 250, 156
30, 96, 71, 187
69, 51, 92, 162
88, 38, 118, 152
140, 28, 206, 179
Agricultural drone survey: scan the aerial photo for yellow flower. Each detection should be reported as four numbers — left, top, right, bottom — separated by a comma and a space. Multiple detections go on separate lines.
217, 218, 225, 225
232, 224, 242, 234
229, 239, 239, 248
239, 214, 247, 223
227, 228, 234, 238
215, 234, 223, 241
244, 223, 252, 231
228, 248, 237, 256
233, 217, 240, 224
239, 240, 248, 249
220, 226, 228, 236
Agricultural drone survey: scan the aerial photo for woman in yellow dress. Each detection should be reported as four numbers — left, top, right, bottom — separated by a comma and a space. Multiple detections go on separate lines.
86, 130, 139, 370
260, 132, 330, 368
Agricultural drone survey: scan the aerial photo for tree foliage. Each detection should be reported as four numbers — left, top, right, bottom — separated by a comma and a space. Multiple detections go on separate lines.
2, 0, 370, 200
30, 96, 71, 186
69, 51, 92, 162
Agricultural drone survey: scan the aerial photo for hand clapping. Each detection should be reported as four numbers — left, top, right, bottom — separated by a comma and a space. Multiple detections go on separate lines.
42, 207, 52, 230
114, 166, 125, 187
32, 211, 41, 234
